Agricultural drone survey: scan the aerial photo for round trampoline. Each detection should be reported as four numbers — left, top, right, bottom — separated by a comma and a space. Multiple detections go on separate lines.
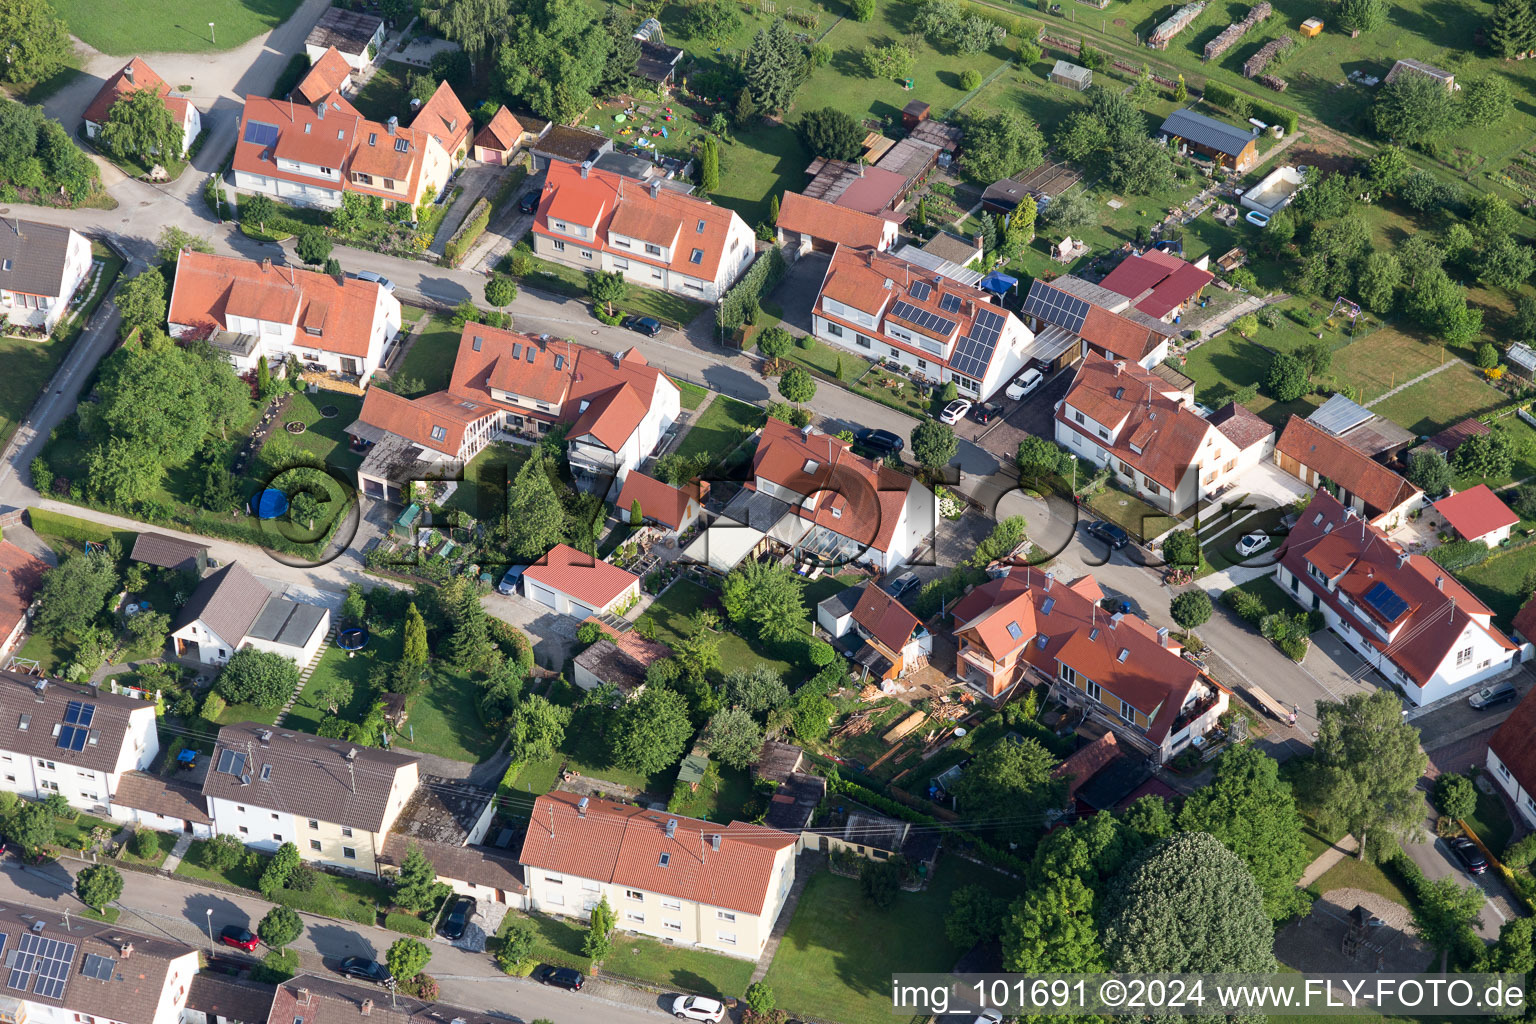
254, 488, 290, 519
336, 627, 369, 651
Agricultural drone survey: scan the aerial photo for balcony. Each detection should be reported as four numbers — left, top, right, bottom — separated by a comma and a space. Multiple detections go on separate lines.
1170, 692, 1221, 735
207, 331, 260, 358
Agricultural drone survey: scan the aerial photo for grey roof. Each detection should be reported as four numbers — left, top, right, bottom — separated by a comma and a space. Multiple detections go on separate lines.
112, 770, 213, 824
246, 597, 327, 648
202, 723, 418, 832
764, 770, 825, 832
1510, 342, 1536, 371
635, 39, 683, 82
818, 582, 865, 621
0, 672, 148, 774
305, 7, 383, 53
1052, 275, 1178, 337
173, 562, 271, 647
533, 124, 611, 163
186, 975, 277, 1023
1159, 109, 1257, 158
922, 231, 981, 265
387, 780, 491, 846
891, 243, 983, 288
0, 219, 78, 299
719, 487, 794, 531
1051, 59, 1092, 83
130, 532, 207, 572
1307, 392, 1374, 436
843, 809, 909, 852
378, 835, 526, 892
594, 148, 655, 180
755, 740, 807, 784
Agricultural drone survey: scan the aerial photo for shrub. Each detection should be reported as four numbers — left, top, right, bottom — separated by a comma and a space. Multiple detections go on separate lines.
1432, 772, 1476, 821
443, 198, 491, 268
200, 691, 227, 723
756, 325, 794, 358
254, 949, 298, 983
960, 68, 982, 90
718, 248, 787, 333
1430, 539, 1492, 572
384, 911, 432, 937
851, 0, 875, 19
1221, 586, 1267, 626
130, 828, 158, 859
1504, 833, 1536, 868
401, 974, 438, 1000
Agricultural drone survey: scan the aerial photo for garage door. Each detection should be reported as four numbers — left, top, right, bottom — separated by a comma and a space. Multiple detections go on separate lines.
570, 603, 594, 619
483, 149, 501, 165
528, 583, 558, 608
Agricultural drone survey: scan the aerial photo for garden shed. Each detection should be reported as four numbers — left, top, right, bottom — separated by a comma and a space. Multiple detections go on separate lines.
1050, 60, 1093, 91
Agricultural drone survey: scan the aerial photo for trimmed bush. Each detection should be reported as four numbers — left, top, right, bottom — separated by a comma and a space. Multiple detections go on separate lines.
384, 911, 432, 936
26, 508, 128, 545
717, 248, 787, 333
1221, 586, 1267, 626
1201, 80, 1299, 134
1430, 539, 1492, 572
443, 198, 492, 268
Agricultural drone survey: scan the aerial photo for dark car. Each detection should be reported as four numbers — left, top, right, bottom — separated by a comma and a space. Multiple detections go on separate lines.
1469, 680, 1518, 709
534, 965, 584, 991
856, 428, 904, 454
219, 926, 259, 953
621, 315, 662, 337
971, 402, 1002, 424
337, 958, 392, 985
1448, 837, 1489, 875
1085, 521, 1130, 550
439, 895, 477, 940
887, 571, 920, 597
518, 190, 541, 214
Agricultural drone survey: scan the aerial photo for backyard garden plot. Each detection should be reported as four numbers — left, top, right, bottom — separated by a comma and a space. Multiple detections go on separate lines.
1368, 361, 1506, 437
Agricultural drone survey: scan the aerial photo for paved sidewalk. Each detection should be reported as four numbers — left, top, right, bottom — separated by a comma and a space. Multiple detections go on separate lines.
1366, 359, 1456, 408
161, 833, 195, 873
1297, 834, 1361, 888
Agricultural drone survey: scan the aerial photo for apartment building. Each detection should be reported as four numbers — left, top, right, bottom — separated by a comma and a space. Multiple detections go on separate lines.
520, 792, 798, 959
0, 673, 158, 814
201, 723, 419, 873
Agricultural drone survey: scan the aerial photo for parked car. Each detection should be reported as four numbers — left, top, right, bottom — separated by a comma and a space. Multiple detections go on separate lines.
621, 315, 662, 337
1234, 531, 1270, 557
518, 190, 541, 214
439, 895, 476, 940
939, 399, 972, 424
672, 995, 726, 1022
353, 269, 395, 293
1005, 368, 1043, 401
1085, 521, 1129, 550
887, 571, 920, 597
971, 401, 1002, 424
856, 428, 904, 454
534, 965, 584, 991
219, 926, 259, 953
337, 958, 392, 985
1469, 680, 1518, 709
1447, 836, 1488, 875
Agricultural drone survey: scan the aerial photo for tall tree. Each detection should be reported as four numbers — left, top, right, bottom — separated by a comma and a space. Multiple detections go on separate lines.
403, 602, 429, 666
75, 864, 123, 911
497, 0, 608, 123
705, 707, 763, 769
587, 269, 627, 317
1002, 874, 1104, 972
698, 135, 720, 194
1338, 0, 1387, 33
720, 560, 806, 641
1313, 689, 1428, 860
116, 268, 167, 333
724, 662, 791, 715
0, 0, 73, 85
394, 843, 451, 911
1488, 0, 1536, 58
1412, 876, 1484, 970
952, 735, 1062, 845
384, 938, 431, 983
1464, 74, 1514, 126
101, 87, 182, 160
1356, 251, 1402, 313
507, 456, 565, 560
1374, 71, 1463, 144
1178, 745, 1311, 920
1102, 832, 1277, 973
598, 6, 639, 96
910, 420, 957, 469
508, 694, 569, 761
742, 20, 805, 113
421, 0, 509, 62
614, 686, 693, 774
35, 548, 119, 638
960, 111, 1045, 184
796, 108, 863, 161
257, 906, 304, 949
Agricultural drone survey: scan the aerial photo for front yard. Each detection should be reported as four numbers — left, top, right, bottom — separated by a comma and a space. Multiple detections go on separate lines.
668, 397, 764, 470
394, 312, 461, 396
606, 932, 756, 1000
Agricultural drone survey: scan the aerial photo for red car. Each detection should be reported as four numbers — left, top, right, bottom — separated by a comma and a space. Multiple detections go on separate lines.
220, 926, 259, 953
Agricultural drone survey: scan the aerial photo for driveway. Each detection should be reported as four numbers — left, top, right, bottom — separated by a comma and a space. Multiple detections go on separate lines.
1401, 796, 1523, 941
972, 360, 1078, 460
766, 251, 829, 336
482, 590, 577, 669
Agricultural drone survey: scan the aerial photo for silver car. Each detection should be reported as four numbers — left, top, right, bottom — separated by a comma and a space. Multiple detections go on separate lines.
353, 269, 395, 293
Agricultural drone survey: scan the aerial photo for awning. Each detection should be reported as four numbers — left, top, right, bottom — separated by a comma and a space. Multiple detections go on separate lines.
980, 271, 1019, 295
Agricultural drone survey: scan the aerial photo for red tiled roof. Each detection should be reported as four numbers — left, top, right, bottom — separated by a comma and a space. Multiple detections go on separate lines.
411, 80, 472, 157
523, 544, 639, 608
616, 471, 695, 530
1056, 354, 1216, 491
169, 251, 387, 358
777, 191, 893, 250
1051, 731, 1120, 799
0, 542, 47, 642
834, 165, 907, 215
355, 387, 494, 455
83, 58, 191, 127
349, 120, 426, 200
1277, 416, 1421, 516
1512, 598, 1536, 644
1100, 250, 1213, 320
851, 585, 921, 653
1490, 691, 1536, 794
951, 571, 1201, 743
1435, 484, 1519, 542
1079, 304, 1168, 361
569, 382, 648, 452
232, 95, 360, 193
1209, 401, 1274, 451
295, 46, 352, 105
1280, 490, 1515, 689
473, 106, 524, 153
1428, 417, 1490, 456
534, 161, 747, 283
519, 792, 797, 916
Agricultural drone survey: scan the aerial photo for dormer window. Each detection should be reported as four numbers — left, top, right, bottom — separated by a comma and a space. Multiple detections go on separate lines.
430, 425, 447, 441
336, 130, 344, 139
395, 138, 409, 152
304, 326, 322, 336
1, 259, 10, 271
303, 124, 311, 134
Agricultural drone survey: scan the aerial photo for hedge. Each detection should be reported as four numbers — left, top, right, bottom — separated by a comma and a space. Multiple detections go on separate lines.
1383, 850, 1485, 968
716, 247, 786, 333
443, 197, 491, 268
1221, 586, 1267, 627
1430, 538, 1491, 572
26, 508, 135, 547
384, 911, 432, 936
488, 618, 534, 675
1198, 80, 1299, 134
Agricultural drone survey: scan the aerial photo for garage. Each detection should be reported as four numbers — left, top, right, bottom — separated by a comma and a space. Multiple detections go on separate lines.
528, 583, 559, 609
569, 602, 594, 619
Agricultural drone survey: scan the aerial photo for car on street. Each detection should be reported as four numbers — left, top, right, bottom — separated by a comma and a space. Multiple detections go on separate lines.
534, 965, 584, 991
1234, 531, 1270, 557
1005, 368, 1044, 401
939, 399, 972, 424
219, 926, 258, 953
1447, 836, 1489, 875
1469, 680, 1518, 709
856, 428, 904, 454
1085, 521, 1129, 550
672, 995, 726, 1022
887, 571, 920, 597
971, 401, 1002, 424
352, 269, 395, 293
621, 314, 662, 337
439, 895, 476, 940
518, 190, 541, 214
337, 958, 392, 985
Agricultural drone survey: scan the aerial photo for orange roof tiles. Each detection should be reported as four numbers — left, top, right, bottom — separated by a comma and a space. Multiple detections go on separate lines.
349, 120, 425, 199
355, 387, 494, 455
1078, 304, 1168, 361
1057, 354, 1215, 491
523, 544, 640, 608
170, 251, 386, 358
295, 46, 353, 105
234, 95, 359, 189
1052, 731, 1120, 798
851, 585, 922, 653
777, 191, 893, 250
1513, 598, 1536, 644
83, 58, 191, 128
473, 106, 524, 153
1277, 416, 1421, 516
411, 80, 472, 157
0, 542, 47, 643
1434, 484, 1519, 542
569, 383, 649, 452
616, 471, 696, 530
1490, 691, 1536, 796
520, 792, 796, 916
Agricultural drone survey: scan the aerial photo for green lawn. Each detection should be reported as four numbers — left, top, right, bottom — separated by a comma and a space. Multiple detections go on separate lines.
763, 867, 1022, 1024
606, 932, 756, 999
1223, 575, 1298, 623
284, 630, 401, 735
523, 261, 709, 326
663, 763, 757, 824
174, 839, 268, 891
670, 396, 764, 469
349, 64, 416, 126
1368, 361, 1507, 437
51, 0, 305, 54
643, 579, 797, 684
1086, 486, 1171, 543
395, 314, 461, 396
1311, 855, 1415, 910
1172, 332, 1323, 428
116, 828, 179, 868
497, 911, 593, 972
1465, 774, 1515, 853
443, 441, 531, 521
13, 631, 69, 675
211, 699, 284, 727
673, 378, 709, 411
271, 53, 311, 100
1443, 539, 1536, 632
279, 392, 365, 473
390, 665, 499, 764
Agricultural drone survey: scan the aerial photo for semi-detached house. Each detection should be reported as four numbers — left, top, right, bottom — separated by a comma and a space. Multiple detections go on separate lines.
201, 723, 419, 874
520, 792, 798, 959
0, 219, 93, 334
0, 673, 158, 815
531, 161, 755, 302
811, 245, 1036, 402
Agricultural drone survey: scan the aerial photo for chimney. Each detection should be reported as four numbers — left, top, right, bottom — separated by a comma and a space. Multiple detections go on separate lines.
1114, 360, 1125, 376
580, 159, 592, 178
1109, 611, 1124, 630
124, 62, 135, 84
1436, 576, 1444, 590
577, 796, 589, 817
1043, 571, 1054, 591
297, 989, 312, 1007
361, 1001, 373, 1017
1397, 551, 1410, 570
648, 178, 661, 199
1156, 626, 1169, 645
261, 258, 271, 271
258, 729, 273, 745
710, 834, 721, 851
883, 278, 893, 290
119, 942, 133, 959
386, 115, 398, 135
665, 818, 677, 838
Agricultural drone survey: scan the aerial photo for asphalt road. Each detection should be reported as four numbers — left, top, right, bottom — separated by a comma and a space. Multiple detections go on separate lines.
1401, 800, 1520, 941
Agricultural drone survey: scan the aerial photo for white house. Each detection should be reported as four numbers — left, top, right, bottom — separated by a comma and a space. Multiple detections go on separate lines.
1277, 491, 1519, 707
109, 770, 214, 838
304, 7, 385, 72
820, 583, 932, 681
519, 792, 799, 959
1434, 484, 1519, 548
0, 219, 92, 334
169, 562, 330, 668
168, 251, 402, 382
202, 723, 419, 874
1488, 690, 1536, 828
521, 544, 640, 618
531, 160, 757, 303
0, 673, 159, 815
83, 58, 202, 157
812, 245, 1036, 401
615, 471, 705, 536
1275, 415, 1423, 530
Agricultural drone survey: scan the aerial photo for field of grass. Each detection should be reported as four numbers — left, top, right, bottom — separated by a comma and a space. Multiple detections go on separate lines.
174, 838, 267, 891
669, 395, 765, 468
522, 260, 710, 326
444, 441, 532, 521
1454, 542, 1536, 632
673, 378, 709, 411
349, 64, 416, 126
663, 763, 757, 824
278, 392, 365, 473
1369, 361, 1507, 437
606, 932, 756, 999
1311, 854, 1415, 909
390, 665, 498, 764
643, 578, 798, 684
763, 867, 1022, 1024
283, 629, 401, 734
395, 314, 461, 396
51, 0, 305, 54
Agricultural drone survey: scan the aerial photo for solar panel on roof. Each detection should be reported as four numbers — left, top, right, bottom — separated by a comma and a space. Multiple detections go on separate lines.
20, 934, 77, 1000
216, 749, 247, 776
1362, 581, 1411, 623
951, 307, 1006, 379
888, 299, 957, 336
908, 280, 932, 301
80, 954, 115, 982
1022, 281, 1089, 333
64, 701, 94, 727
243, 121, 279, 147
56, 727, 86, 752
939, 293, 962, 313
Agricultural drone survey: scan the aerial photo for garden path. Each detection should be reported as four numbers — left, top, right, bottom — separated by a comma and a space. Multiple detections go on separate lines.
1365, 360, 1456, 408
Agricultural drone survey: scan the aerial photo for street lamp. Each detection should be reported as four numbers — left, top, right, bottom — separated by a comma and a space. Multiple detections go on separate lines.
1068, 453, 1077, 495
204, 907, 214, 951
209, 22, 216, 44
